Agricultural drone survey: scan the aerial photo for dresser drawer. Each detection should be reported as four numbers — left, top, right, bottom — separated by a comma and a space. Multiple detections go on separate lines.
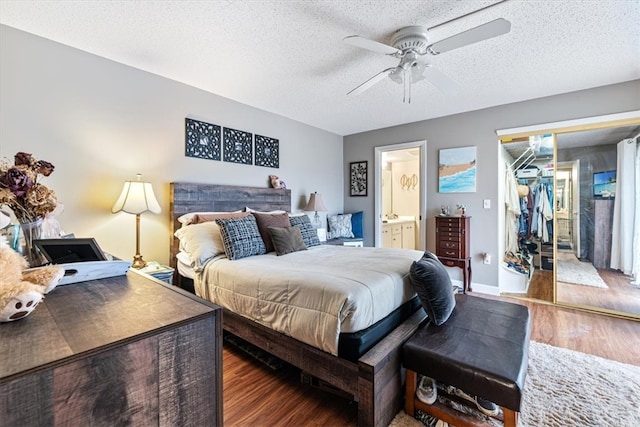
439, 241, 460, 250
440, 258, 463, 268
438, 234, 462, 242
439, 248, 462, 258
437, 218, 463, 226
438, 226, 463, 234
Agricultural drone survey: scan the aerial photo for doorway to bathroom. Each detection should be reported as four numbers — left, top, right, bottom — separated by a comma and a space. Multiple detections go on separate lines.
373, 140, 427, 250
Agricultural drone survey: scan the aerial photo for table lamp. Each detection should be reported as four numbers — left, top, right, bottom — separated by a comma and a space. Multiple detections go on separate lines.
112, 174, 161, 269
304, 191, 327, 229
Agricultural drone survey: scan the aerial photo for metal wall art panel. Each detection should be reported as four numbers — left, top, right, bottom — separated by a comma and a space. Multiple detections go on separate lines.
350, 161, 368, 197
254, 135, 279, 168
223, 127, 253, 165
185, 118, 221, 160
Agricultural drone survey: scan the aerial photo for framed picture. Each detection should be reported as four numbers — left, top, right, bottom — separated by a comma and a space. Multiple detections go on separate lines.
438, 146, 477, 193
350, 161, 368, 197
32, 238, 108, 264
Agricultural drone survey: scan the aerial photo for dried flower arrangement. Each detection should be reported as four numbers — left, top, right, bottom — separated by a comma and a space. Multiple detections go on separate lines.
0, 152, 58, 224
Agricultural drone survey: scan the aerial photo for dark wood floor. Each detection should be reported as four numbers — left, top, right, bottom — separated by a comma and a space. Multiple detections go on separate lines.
223, 294, 640, 426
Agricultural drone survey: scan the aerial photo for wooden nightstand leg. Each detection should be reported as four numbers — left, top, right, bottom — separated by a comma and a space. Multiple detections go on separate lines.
467, 258, 473, 292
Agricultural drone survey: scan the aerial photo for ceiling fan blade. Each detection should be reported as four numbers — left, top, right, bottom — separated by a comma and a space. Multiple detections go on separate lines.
343, 35, 401, 55
427, 18, 511, 55
423, 66, 459, 95
347, 67, 396, 96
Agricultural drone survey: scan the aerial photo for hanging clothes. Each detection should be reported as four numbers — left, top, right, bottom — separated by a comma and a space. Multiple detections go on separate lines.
538, 183, 553, 243
505, 162, 521, 255
530, 181, 553, 243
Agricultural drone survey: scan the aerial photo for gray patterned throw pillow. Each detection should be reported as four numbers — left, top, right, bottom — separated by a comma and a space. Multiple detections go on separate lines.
288, 215, 321, 247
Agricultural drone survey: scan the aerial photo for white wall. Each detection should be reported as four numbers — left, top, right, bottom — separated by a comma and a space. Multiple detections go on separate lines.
344, 79, 640, 290
0, 25, 343, 265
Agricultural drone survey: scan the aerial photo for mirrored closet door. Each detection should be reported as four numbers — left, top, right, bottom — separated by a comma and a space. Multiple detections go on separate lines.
500, 117, 640, 320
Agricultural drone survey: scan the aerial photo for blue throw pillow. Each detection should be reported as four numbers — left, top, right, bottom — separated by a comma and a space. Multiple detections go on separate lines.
350, 211, 363, 239
409, 251, 456, 326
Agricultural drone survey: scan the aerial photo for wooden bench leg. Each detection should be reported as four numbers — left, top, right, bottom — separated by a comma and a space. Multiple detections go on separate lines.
503, 408, 518, 427
405, 369, 417, 416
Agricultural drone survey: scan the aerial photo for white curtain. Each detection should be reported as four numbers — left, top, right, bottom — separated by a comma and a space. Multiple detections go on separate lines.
610, 138, 638, 282
634, 142, 640, 285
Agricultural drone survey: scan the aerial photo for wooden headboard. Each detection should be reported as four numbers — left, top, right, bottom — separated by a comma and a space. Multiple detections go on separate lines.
169, 183, 292, 277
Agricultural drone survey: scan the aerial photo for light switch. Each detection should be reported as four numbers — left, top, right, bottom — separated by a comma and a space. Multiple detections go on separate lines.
483, 199, 491, 209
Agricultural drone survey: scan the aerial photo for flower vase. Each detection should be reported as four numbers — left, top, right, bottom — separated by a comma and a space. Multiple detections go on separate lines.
20, 219, 45, 267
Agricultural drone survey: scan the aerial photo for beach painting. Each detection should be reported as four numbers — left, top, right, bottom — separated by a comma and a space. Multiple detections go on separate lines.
439, 146, 477, 193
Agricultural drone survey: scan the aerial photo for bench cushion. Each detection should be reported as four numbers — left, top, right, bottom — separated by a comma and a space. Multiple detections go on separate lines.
403, 295, 531, 411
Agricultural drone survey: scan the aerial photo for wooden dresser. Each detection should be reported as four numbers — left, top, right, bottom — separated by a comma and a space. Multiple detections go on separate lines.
0, 272, 222, 427
435, 216, 472, 293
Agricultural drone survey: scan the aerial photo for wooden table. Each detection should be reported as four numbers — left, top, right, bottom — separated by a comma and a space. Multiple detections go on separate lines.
0, 271, 222, 427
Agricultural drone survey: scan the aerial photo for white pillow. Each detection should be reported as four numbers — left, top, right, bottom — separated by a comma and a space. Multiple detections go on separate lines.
177, 210, 242, 226
174, 222, 225, 271
328, 213, 354, 238
245, 207, 288, 214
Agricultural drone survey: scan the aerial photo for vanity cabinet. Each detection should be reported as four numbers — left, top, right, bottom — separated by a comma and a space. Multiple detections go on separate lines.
592, 198, 614, 269
382, 220, 416, 249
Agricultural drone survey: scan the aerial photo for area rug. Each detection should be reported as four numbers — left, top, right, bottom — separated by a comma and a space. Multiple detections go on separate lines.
556, 252, 608, 288
389, 341, 640, 427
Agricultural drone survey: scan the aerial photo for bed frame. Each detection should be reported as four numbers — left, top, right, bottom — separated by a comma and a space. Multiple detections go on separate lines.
170, 182, 426, 426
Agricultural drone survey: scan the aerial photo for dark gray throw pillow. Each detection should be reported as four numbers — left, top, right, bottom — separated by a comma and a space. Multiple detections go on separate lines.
268, 226, 307, 256
409, 251, 456, 326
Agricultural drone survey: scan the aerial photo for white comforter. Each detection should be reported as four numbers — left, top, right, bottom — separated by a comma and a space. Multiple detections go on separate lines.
196, 245, 422, 355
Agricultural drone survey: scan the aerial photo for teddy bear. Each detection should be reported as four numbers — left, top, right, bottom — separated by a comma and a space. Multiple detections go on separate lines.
0, 214, 65, 322
269, 175, 287, 189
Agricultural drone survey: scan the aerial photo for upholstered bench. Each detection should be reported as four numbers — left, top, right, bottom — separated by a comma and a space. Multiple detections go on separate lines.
403, 294, 531, 427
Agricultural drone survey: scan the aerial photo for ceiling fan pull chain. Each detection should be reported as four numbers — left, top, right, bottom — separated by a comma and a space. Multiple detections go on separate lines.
403, 71, 407, 103
408, 69, 412, 104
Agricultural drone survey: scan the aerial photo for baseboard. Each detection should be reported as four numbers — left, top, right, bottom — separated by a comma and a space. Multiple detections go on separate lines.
451, 279, 500, 296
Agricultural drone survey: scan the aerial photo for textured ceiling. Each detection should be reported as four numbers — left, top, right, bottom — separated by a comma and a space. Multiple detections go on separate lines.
1, 0, 639, 136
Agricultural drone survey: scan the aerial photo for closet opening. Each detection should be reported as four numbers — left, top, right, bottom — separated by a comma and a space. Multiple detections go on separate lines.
500, 134, 555, 302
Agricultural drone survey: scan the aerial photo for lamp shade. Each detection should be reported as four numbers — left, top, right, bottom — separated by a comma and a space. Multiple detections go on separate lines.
112, 176, 161, 215
304, 192, 327, 212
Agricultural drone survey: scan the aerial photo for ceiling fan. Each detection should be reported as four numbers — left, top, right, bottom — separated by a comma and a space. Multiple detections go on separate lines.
343, 18, 511, 103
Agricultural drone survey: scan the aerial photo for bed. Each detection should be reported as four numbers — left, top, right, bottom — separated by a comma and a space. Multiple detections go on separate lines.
169, 182, 428, 426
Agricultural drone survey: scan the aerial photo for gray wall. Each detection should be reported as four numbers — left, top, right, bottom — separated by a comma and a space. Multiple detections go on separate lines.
344, 80, 640, 289
0, 25, 343, 265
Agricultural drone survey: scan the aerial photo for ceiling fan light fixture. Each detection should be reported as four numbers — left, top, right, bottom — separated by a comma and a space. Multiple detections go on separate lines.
344, 17, 510, 102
